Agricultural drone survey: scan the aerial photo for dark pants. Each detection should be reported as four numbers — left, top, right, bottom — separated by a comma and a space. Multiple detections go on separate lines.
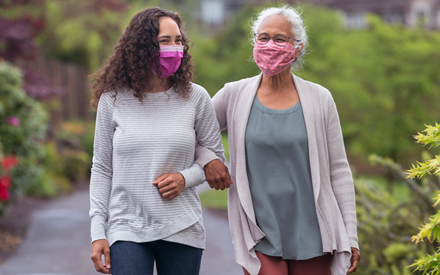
110, 240, 203, 275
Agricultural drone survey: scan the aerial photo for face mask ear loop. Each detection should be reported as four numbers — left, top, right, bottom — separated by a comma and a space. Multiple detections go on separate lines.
293, 41, 302, 62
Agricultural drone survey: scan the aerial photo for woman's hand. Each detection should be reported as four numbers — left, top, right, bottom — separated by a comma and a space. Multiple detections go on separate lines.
204, 159, 232, 190
91, 239, 111, 274
153, 173, 185, 200
347, 247, 360, 274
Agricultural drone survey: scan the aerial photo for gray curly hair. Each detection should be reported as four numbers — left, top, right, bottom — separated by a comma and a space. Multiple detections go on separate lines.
250, 5, 308, 71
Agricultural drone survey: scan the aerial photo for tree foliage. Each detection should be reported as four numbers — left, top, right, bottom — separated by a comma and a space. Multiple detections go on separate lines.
0, 0, 45, 61
0, 0, 60, 100
354, 177, 423, 275
298, 8, 440, 164
37, 0, 127, 69
190, 5, 261, 96
406, 123, 440, 274
407, 124, 440, 179
191, 3, 440, 165
0, 61, 48, 211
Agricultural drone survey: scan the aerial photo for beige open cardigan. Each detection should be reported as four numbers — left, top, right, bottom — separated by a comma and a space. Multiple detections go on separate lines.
195, 73, 359, 275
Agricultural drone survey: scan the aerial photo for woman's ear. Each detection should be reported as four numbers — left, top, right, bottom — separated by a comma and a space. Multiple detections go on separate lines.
295, 43, 304, 58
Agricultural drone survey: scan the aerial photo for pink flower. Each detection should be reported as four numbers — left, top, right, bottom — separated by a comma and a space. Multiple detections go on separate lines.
6, 116, 20, 127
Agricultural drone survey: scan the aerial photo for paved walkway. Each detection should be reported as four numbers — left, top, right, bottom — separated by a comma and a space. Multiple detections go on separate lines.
0, 186, 242, 275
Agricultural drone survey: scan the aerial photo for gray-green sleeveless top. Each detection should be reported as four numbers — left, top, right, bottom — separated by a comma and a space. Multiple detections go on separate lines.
245, 96, 325, 260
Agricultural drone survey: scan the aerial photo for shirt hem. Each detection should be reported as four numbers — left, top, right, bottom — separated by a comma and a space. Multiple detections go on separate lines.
255, 249, 330, 261
107, 211, 200, 247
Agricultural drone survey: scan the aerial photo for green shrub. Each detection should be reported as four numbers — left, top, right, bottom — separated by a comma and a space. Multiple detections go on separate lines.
26, 169, 72, 198
407, 123, 440, 274
54, 120, 93, 181
0, 61, 48, 206
80, 121, 95, 159
353, 177, 427, 275
59, 149, 91, 182
38, 142, 72, 195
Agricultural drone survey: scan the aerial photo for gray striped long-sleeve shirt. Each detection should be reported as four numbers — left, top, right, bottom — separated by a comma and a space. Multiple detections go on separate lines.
89, 83, 225, 249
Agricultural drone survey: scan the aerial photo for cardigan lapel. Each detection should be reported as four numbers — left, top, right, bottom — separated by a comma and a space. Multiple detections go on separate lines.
234, 73, 322, 223
293, 74, 322, 202
234, 74, 262, 224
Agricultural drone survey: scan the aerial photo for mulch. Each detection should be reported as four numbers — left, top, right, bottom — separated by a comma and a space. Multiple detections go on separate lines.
0, 195, 46, 265
0, 180, 89, 265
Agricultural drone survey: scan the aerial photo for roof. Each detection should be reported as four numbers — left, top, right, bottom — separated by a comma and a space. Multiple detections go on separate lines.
328, 0, 413, 10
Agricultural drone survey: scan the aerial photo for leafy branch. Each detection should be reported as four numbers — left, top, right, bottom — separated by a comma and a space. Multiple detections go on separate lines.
405, 123, 440, 274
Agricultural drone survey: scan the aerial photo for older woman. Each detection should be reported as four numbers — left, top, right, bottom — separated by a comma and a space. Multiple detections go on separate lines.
198, 5, 360, 275
89, 7, 225, 275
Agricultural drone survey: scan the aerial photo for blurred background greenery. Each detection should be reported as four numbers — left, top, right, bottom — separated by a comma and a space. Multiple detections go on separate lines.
1, 0, 440, 274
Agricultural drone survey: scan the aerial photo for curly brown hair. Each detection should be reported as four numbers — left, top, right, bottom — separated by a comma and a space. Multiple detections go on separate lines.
90, 7, 194, 109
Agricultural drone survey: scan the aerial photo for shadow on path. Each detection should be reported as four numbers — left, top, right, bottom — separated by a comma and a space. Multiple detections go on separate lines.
0, 186, 242, 275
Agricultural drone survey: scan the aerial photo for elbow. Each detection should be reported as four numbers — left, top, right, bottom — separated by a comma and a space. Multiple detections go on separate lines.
91, 164, 113, 180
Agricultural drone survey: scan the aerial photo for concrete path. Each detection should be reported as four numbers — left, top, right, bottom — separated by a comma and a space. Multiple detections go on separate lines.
0, 186, 242, 275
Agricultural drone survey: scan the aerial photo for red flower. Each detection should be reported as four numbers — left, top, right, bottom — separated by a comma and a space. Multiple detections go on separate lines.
2, 155, 19, 172
0, 176, 11, 189
0, 184, 9, 203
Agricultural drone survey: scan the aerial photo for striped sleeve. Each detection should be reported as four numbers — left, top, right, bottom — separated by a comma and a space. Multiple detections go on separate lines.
179, 85, 225, 188
193, 85, 225, 164
89, 93, 115, 242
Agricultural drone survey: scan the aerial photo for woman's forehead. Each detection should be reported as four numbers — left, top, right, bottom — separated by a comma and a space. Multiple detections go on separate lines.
158, 17, 181, 35
258, 15, 293, 36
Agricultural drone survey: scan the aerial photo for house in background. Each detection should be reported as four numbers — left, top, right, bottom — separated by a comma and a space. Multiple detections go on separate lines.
327, 0, 440, 29
199, 0, 250, 26
198, 0, 440, 29
198, 0, 331, 26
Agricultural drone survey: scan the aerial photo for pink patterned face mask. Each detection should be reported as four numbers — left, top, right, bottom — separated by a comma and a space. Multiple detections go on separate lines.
253, 40, 296, 77
152, 45, 184, 78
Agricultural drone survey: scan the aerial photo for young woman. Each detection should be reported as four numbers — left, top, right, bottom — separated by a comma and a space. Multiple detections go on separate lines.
88, 7, 225, 275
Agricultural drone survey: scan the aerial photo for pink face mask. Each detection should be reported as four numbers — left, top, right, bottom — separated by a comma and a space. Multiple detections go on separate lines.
253, 40, 296, 77
152, 45, 184, 78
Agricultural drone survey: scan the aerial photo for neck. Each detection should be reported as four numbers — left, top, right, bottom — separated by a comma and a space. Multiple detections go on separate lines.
260, 68, 294, 94
148, 73, 172, 93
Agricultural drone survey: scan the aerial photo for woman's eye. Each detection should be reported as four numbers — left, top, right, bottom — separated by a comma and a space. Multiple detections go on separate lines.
258, 37, 268, 41
160, 40, 168, 43
176, 40, 182, 44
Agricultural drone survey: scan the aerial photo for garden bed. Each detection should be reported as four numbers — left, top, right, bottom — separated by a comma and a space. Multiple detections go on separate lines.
0, 195, 45, 265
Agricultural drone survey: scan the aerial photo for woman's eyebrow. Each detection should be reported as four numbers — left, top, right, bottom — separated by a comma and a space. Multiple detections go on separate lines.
158, 35, 182, 38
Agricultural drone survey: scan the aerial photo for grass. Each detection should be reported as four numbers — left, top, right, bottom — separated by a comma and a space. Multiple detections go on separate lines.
208, 135, 413, 208
357, 175, 412, 201
197, 133, 229, 210
199, 174, 412, 211
199, 188, 228, 210
221, 132, 229, 161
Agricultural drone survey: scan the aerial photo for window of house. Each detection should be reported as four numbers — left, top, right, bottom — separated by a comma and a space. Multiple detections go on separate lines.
346, 12, 366, 29
390, 12, 403, 24
417, 10, 427, 26
200, 0, 225, 26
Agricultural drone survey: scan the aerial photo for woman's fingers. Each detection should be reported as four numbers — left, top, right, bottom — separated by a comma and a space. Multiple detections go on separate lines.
204, 159, 232, 190
91, 240, 111, 274
156, 176, 173, 190
104, 246, 111, 272
164, 189, 179, 200
157, 176, 176, 195
160, 187, 175, 199
154, 173, 185, 199
347, 247, 360, 274
153, 174, 169, 185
